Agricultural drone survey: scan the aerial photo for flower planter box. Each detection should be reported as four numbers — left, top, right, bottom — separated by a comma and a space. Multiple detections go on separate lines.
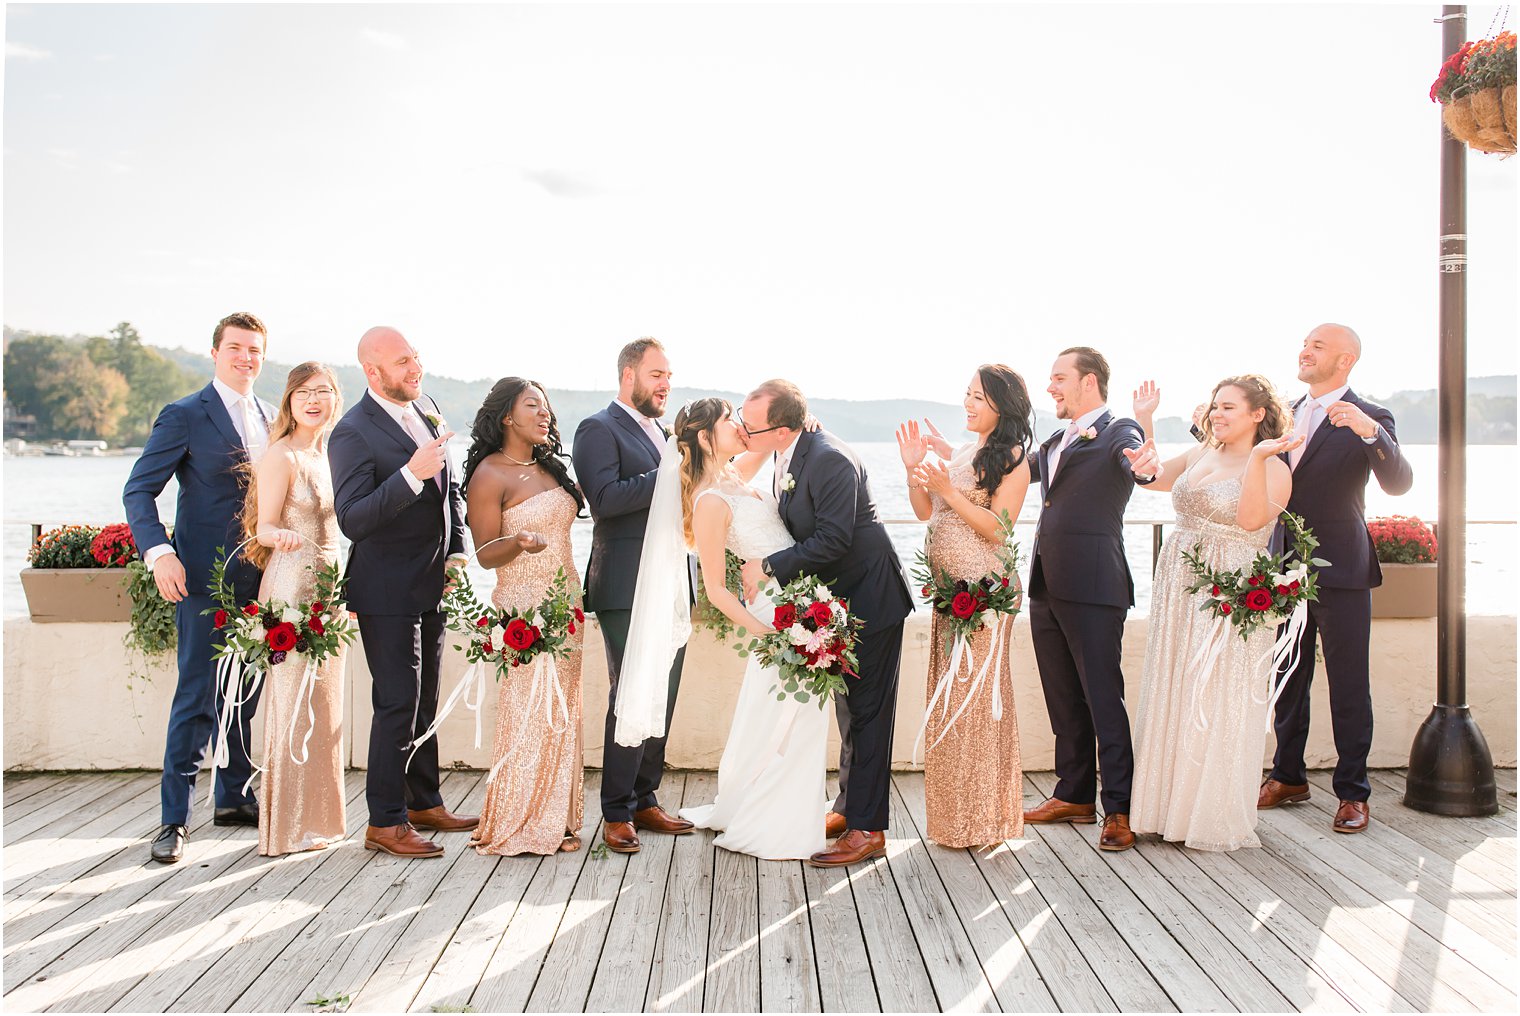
19, 568, 133, 623
1373, 563, 1438, 619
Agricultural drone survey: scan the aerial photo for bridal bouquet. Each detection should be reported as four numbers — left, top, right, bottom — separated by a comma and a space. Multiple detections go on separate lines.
1182, 512, 1328, 640
442, 567, 581, 677
205, 554, 357, 670
745, 574, 863, 706
911, 510, 1023, 651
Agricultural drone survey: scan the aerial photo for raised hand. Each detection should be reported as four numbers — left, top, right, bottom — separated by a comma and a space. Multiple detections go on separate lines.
1192, 402, 1209, 430
515, 529, 549, 554
1132, 380, 1161, 419
896, 420, 929, 469
1324, 400, 1378, 439
407, 431, 453, 483
1254, 431, 1306, 459
922, 418, 953, 459
1123, 437, 1162, 478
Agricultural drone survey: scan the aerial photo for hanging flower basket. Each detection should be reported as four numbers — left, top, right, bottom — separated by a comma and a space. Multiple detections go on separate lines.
1431, 32, 1518, 155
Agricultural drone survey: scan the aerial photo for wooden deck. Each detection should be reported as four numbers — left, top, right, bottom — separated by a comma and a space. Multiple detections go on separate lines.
2, 768, 1514, 1013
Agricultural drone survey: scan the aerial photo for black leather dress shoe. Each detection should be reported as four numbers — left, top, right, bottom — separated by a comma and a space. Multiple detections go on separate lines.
214, 804, 259, 827
151, 824, 187, 864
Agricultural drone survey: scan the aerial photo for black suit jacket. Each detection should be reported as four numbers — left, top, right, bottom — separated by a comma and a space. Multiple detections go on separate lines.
1027, 412, 1147, 608
1281, 389, 1412, 589
572, 402, 668, 613
764, 430, 913, 634
328, 391, 466, 615
123, 382, 271, 598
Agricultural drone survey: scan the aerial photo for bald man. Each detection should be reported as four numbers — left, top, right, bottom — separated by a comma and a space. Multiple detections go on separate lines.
1257, 323, 1412, 835
329, 327, 478, 857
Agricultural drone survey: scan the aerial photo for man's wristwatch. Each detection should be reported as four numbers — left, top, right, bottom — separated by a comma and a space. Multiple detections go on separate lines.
761, 558, 774, 578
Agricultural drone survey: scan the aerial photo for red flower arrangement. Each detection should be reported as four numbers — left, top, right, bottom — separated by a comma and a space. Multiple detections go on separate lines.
1367, 515, 1438, 565
205, 554, 356, 669
746, 574, 864, 706
443, 567, 579, 677
1184, 512, 1327, 639
911, 510, 1024, 651
89, 523, 137, 567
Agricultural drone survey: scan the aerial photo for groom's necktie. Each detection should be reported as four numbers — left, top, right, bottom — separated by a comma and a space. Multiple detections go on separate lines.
1289, 399, 1323, 471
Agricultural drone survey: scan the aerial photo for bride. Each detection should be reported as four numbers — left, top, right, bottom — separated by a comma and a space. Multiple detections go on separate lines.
614, 397, 828, 860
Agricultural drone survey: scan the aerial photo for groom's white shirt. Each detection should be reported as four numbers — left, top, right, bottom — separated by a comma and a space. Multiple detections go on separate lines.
615, 398, 665, 451
1047, 404, 1108, 479
368, 390, 430, 494
773, 433, 803, 497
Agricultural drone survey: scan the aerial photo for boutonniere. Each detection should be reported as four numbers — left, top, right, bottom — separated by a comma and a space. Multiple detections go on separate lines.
1077, 426, 1098, 442
780, 472, 797, 493
424, 412, 444, 431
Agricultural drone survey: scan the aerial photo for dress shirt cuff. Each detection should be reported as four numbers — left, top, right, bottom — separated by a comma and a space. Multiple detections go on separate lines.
1361, 425, 1381, 446
144, 544, 175, 570
399, 465, 426, 494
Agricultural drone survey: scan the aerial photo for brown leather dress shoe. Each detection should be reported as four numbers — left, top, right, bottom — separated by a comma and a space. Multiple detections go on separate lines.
633, 805, 694, 835
1023, 797, 1098, 825
365, 823, 444, 858
1098, 813, 1135, 852
825, 811, 847, 839
1333, 800, 1370, 834
408, 805, 480, 832
603, 821, 641, 853
1257, 778, 1311, 809
808, 829, 886, 868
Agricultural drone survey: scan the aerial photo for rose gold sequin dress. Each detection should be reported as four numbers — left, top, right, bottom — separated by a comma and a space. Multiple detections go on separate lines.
1130, 463, 1275, 851
922, 447, 1024, 847
258, 447, 346, 856
472, 487, 585, 856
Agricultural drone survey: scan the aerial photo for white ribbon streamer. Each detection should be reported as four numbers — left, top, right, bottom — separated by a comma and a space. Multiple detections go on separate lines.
205, 535, 267, 805
912, 612, 1010, 761
287, 657, 322, 765
485, 652, 571, 785
406, 659, 486, 773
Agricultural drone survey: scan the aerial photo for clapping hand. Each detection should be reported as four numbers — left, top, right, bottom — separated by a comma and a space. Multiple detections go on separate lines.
912, 458, 954, 495
1123, 437, 1162, 479
1324, 401, 1378, 439
515, 529, 549, 554
1253, 431, 1306, 459
921, 419, 953, 459
407, 431, 454, 483
896, 420, 930, 469
1132, 380, 1161, 419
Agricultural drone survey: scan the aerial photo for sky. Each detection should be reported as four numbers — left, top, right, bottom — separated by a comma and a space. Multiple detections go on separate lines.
4, 1, 1517, 415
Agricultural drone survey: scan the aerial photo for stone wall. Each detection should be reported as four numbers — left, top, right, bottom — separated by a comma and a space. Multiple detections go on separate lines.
4, 615, 1515, 772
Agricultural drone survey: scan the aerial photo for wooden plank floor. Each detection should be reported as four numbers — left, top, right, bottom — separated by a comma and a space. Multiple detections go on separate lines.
3, 770, 1514, 1013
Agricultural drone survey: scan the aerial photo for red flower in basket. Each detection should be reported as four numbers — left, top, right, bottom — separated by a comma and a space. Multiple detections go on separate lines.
806, 601, 834, 627
950, 591, 977, 619
773, 603, 797, 629
503, 618, 537, 650
266, 622, 299, 652
1244, 589, 1274, 612
308, 615, 325, 636
213, 609, 229, 628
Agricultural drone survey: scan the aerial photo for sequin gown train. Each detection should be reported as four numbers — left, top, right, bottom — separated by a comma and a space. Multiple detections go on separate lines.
472, 487, 585, 856
1130, 462, 1276, 851
258, 447, 347, 856
922, 446, 1024, 847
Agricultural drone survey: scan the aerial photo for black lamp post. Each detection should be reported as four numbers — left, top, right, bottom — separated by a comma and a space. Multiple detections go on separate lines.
1403, 3, 1498, 817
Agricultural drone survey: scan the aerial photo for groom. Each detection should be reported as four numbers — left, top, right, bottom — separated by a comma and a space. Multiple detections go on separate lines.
329, 326, 478, 858
1023, 347, 1155, 852
739, 379, 914, 868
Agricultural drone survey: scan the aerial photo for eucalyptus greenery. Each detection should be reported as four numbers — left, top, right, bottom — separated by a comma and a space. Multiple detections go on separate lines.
123, 559, 176, 690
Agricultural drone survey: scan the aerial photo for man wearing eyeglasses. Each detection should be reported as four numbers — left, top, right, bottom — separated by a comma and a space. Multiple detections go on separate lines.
124, 312, 276, 864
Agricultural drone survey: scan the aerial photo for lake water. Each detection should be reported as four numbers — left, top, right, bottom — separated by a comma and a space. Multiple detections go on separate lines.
5, 443, 1514, 618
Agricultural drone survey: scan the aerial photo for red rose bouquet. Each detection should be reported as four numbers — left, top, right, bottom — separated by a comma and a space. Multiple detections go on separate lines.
911, 510, 1024, 652
1367, 515, 1438, 565
443, 567, 579, 676
745, 573, 864, 706
1182, 512, 1327, 640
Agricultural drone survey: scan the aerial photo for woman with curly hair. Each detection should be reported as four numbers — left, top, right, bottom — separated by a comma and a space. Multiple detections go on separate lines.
460, 377, 589, 855
1125, 374, 1302, 851
898, 364, 1034, 847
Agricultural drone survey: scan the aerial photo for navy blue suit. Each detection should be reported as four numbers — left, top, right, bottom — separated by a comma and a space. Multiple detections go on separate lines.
124, 382, 271, 825
329, 390, 465, 826
1026, 412, 1149, 815
764, 430, 913, 831
572, 403, 689, 822
1270, 390, 1412, 801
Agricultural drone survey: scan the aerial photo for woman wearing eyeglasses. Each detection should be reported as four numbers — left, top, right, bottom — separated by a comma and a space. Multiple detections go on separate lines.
240, 362, 349, 856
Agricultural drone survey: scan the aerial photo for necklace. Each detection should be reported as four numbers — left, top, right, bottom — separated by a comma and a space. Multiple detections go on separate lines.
502, 450, 538, 467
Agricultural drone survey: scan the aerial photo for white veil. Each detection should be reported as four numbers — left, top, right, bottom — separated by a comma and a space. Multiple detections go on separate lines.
613, 434, 693, 747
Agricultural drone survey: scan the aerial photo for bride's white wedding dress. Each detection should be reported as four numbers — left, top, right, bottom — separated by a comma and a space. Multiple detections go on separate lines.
677, 485, 830, 860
